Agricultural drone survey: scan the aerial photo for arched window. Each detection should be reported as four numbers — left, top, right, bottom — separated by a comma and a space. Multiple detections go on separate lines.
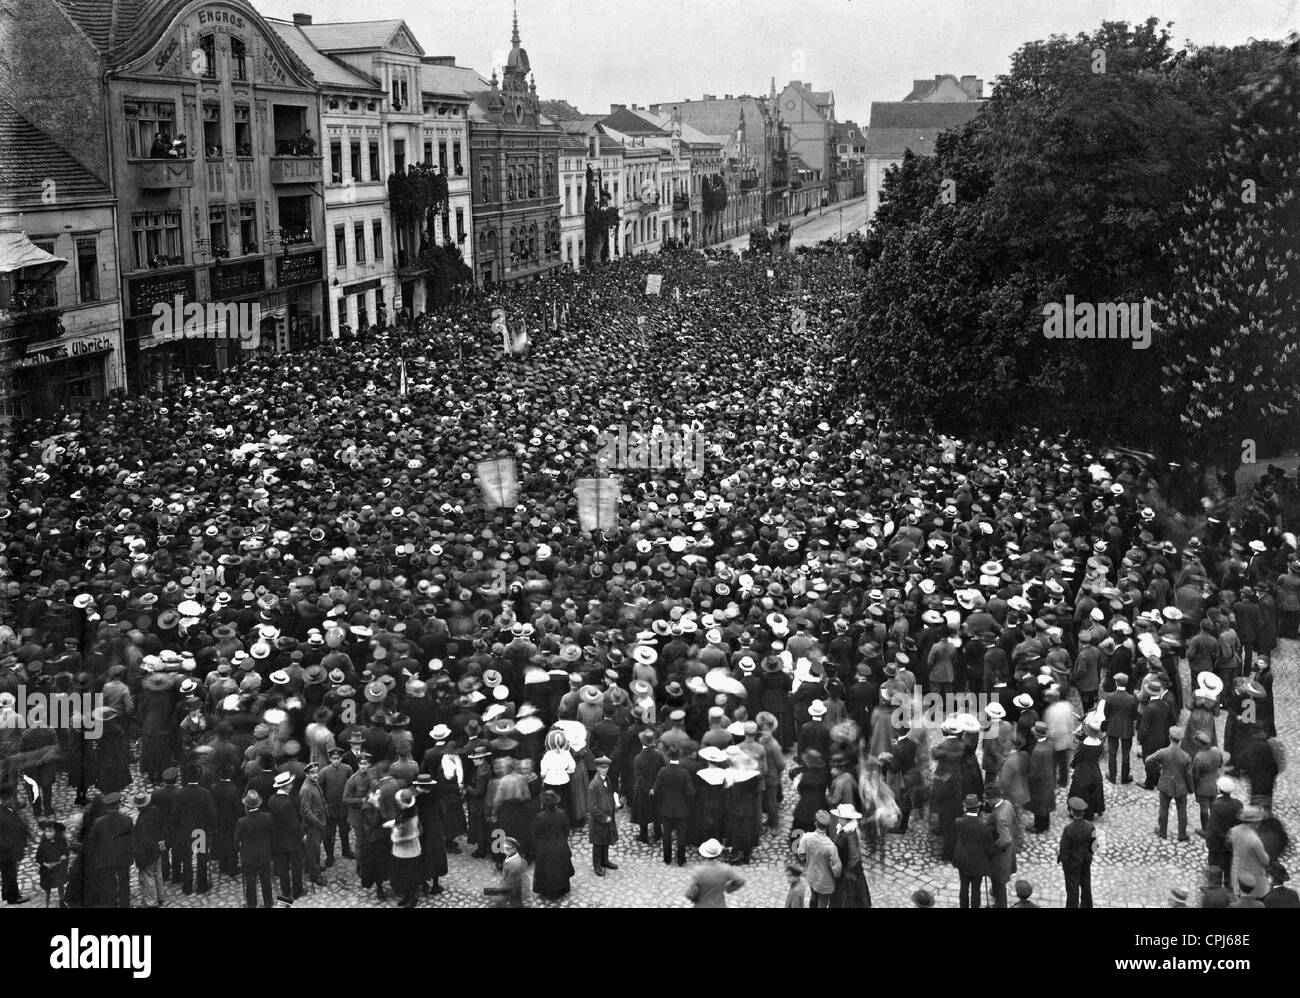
544, 163, 554, 196
481, 166, 492, 202
507, 167, 517, 201
526, 164, 536, 198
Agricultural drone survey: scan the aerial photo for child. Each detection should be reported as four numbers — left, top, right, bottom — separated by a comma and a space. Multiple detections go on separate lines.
784, 862, 810, 908
36, 819, 69, 908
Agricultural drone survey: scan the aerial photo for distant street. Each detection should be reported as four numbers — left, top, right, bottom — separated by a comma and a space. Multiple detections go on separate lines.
718, 194, 870, 252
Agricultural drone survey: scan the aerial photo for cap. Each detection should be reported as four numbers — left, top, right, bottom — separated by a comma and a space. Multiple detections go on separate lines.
1067, 796, 1087, 813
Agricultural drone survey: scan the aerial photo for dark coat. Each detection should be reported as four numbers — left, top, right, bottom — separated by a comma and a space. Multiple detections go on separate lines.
0, 802, 29, 862
234, 810, 275, 869
1102, 690, 1139, 739
587, 773, 617, 845
266, 791, 303, 853
531, 807, 574, 898
652, 761, 695, 819
87, 810, 135, 869
1138, 697, 1175, 756
953, 813, 995, 877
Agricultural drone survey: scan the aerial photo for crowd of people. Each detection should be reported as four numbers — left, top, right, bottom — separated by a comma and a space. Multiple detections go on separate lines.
0, 243, 1293, 908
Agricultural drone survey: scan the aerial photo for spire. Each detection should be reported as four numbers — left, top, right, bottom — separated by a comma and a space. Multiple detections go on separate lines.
769, 76, 776, 100
512, 1, 520, 47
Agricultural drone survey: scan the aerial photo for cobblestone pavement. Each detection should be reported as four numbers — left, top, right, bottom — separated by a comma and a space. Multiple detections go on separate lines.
4, 641, 1293, 910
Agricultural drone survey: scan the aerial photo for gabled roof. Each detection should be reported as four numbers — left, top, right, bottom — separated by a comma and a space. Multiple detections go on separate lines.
421, 63, 490, 99
611, 107, 720, 148
266, 19, 381, 92
52, 0, 155, 58
0, 100, 112, 208
863, 101, 982, 158
52, 0, 315, 81
300, 19, 424, 57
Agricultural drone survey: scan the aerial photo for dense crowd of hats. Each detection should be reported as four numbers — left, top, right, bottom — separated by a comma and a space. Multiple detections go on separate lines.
0, 242, 1293, 906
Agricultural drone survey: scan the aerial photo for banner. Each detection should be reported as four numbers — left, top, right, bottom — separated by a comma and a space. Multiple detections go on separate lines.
398, 358, 408, 397
477, 457, 519, 509
575, 476, 621, 532
645, 274, 662, 296
791, 307, 808, 336
492, 307, 509, 353
673, 286, 682, 303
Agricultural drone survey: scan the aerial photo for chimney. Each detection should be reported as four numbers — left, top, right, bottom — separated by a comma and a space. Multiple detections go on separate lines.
610, 103, 626, 114
648, 103, 660, 114
804, 82, 812, 92
293, 13, 312, 25
702, 94, 716, 101
724, 94, 733, 100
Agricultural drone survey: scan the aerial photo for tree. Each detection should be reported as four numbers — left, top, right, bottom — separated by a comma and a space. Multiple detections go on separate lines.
1157, 38, 1300, 468
839, 19, 1284, 446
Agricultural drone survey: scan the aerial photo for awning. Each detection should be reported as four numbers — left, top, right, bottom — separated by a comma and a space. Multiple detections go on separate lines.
0, 231, 68, 277
260, 306, 287, 321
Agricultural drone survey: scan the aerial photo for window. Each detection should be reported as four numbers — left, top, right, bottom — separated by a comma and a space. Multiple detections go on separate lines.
203, 103, 222, 159
26, 240, 57, 306
453, 141, 463, 173
334, 224, 347, 268
393, 139, 406, 174
208, 204, 228, 258
373, 220, 384, 260
354, 222, 366, 265
424, 141, 434, 168
330, 141, 343, 183
565, 183, 571, 213
337, 296, 348, 330
234, 105, 252, 157
239, 203, 257, 255
349, 139, 362, 182
369, 141, 380, 181
277, 195, 312, 245
76, 237, 99, 302
356, 292, 368, 328
455, 208, 465, 243
481, 166, 491, 202
272, 105, 311, 155
400, 80, 409, 105
124, 98, 177, 159
231, 38, 247, 81
199, 34, 216, 79
438, 141, 448, 174
131, 210, 183, 269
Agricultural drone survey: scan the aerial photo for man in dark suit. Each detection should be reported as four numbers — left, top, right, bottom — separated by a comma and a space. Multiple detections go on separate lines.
266, 771, 304, 899
1137, 683, 1175, 789
651, 748, 695, 866
1205, 777, 1242, 873
587, 756, 618, 877
1233, 588, 1262, 675
1148, 726, 1194, 841
86, 792, 135, 908
210, 766, 244, 877
233, 790, 275, 909
1057, 797, 1096, 909
174, 767, 217, 894
1102, 674, 1139, 783
0, 790, 29, 904
952, 794, 995, 908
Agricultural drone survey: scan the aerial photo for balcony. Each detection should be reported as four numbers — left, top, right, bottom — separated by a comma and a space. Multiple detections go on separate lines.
739, 177, 758, 191
270, 155, 324, 185
672, 194, 691, 213
0, 305, 64, 344
130, 159, 195, 191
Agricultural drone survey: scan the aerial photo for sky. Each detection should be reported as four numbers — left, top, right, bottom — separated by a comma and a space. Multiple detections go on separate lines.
257, 0, 1298, 124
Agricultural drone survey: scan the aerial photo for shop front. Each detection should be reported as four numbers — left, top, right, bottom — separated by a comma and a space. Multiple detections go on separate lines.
269, 249, 324, 352
13, 332, 116, 417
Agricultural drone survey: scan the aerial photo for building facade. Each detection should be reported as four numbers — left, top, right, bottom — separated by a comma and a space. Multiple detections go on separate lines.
105, 1, 328, 389
269, 15, 393, 334
864, 75, 984, 221
466, 13, 562, 286
0, 103, 125, 422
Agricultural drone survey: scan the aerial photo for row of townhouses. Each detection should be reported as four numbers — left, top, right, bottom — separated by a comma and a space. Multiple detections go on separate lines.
0, 0, 949, 424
